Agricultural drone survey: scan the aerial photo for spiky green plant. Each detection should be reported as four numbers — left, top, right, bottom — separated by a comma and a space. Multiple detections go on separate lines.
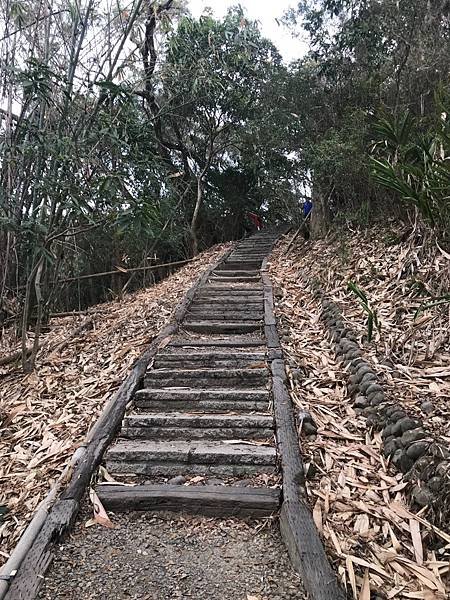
371, 89, 450, 230
347, 280, 381, 342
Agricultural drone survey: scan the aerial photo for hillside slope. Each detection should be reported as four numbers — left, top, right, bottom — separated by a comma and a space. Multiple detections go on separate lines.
268, 226, 449, 599
0, 243, 230, 561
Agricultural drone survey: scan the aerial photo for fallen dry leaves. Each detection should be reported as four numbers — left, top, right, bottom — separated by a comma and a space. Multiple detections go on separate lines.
268, 227, 449, 599
0, 243, 230, 563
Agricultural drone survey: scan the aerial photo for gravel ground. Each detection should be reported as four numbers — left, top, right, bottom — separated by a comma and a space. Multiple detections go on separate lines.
38, 510, 307, 600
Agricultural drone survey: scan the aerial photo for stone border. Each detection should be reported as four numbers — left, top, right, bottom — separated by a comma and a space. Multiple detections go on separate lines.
262, 253, 346, 600
309, 279, 450, 522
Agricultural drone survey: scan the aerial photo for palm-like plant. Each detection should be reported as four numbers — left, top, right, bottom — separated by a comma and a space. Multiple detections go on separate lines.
370, 91, 450, 229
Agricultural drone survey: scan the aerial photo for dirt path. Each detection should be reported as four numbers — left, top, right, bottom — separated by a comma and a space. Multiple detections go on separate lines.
38, 509, 306, 600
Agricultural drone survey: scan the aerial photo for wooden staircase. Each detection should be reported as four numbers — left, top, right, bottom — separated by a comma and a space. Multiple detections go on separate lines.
97, 232, 281, 516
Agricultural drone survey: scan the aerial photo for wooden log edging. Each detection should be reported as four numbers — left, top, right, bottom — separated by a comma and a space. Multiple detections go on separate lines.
261, 255, 346, 600
1, 245, 234, 600
308, 279, 450, 530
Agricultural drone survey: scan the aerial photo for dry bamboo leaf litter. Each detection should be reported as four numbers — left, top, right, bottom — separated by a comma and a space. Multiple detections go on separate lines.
268, 229, 449, 600
0, 243, 230, 563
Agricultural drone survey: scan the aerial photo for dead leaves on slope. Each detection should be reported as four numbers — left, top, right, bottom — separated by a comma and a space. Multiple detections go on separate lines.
268, 233, 449, 599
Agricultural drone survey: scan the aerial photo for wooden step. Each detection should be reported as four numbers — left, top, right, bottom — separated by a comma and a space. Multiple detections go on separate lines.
209, 276, 261, 283
218, 262, 261, 271
134, 388, 270, 413
154, 351, 266, 369
190, 299, 263, 307
187, 307, 263, 315
105, 439, 277, 476
185, 312, 262, 322
211, 270, 260, 277
143, 367, 268, 389
203, 283, 263, 290
96, 484, 280, 517
184, 321, 262, 334
196, 288, 263, 295
200, 285, 263, 292
193, 297, 264, 306
167, 337, 266, 348
122, 413, 273, 440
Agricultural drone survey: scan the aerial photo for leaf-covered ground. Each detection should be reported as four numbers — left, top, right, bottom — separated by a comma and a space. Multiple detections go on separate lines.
0, 243, 230, 563
268, 226, 449, 599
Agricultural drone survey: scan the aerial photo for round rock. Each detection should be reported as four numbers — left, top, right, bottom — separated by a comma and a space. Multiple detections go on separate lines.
370, 392, 385, 406
412, 485, 434, 507
168, 476, 187, 485
354, 396, 369, 409
389, 410, 406, 423
406, 441, 430, 460
399, 416, 420, 433
421, 400, 434, 414
401, 428, 427, 445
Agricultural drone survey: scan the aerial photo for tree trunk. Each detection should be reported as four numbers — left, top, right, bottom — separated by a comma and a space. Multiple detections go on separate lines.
190, 177, 203, 256
310, 184, 332, 239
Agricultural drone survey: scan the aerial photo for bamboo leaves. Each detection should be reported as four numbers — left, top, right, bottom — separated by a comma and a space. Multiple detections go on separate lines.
347, 281, 380, 342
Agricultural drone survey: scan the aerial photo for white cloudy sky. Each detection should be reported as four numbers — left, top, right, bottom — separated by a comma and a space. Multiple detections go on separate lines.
188, 0, 307, 61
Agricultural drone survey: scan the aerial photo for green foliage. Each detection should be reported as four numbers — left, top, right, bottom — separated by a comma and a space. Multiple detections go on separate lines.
347, 280, 381, 342
371, 92, 450, 229
282, 0, 450, 229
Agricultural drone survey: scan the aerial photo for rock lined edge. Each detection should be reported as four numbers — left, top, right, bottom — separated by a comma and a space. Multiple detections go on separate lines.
308, 278, 450, 522
1, 246, 235, 600
262, 255, 346, 600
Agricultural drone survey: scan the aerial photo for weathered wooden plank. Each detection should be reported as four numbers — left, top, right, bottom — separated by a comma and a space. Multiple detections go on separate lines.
197, 287, 263, 294
153, 351, 266, 369
280, 502, 346, 600
185, 312, 262, 321
184, 321, 262, 334
135, 388, 270, 403
210, 273, 261, 279
106, 439, 276, 465
4, 500, 78, 600
97, 484, 280, 517
121, 425, 274, 440
156, 350, 267, 358
143, 367, 268, 389
168, 337, 265, 347
123, 413, 273, 429
263, 260, 346, 599
134, 397, 270, 414
121, 413, 273, 440
210, 270, 260, 277
106, 461, 276, 477
189, 301, 264, 309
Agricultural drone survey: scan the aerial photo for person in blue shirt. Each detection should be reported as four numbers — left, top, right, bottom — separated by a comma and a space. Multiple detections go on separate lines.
302, 199, 313, 239
303, 199, 313, 219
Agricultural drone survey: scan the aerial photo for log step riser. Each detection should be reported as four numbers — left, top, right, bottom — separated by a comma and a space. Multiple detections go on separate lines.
185, 314, 262, 322
105, 462, 276, 477
143, 378, 267, 389
134, 400, 270, 413
97, 484, 280, 517
153, 359, 266, 369
121, 427, 274, 440
184, 323, 261, 334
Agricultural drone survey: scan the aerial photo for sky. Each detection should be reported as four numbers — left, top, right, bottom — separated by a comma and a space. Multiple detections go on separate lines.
188, 0, 308, 62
